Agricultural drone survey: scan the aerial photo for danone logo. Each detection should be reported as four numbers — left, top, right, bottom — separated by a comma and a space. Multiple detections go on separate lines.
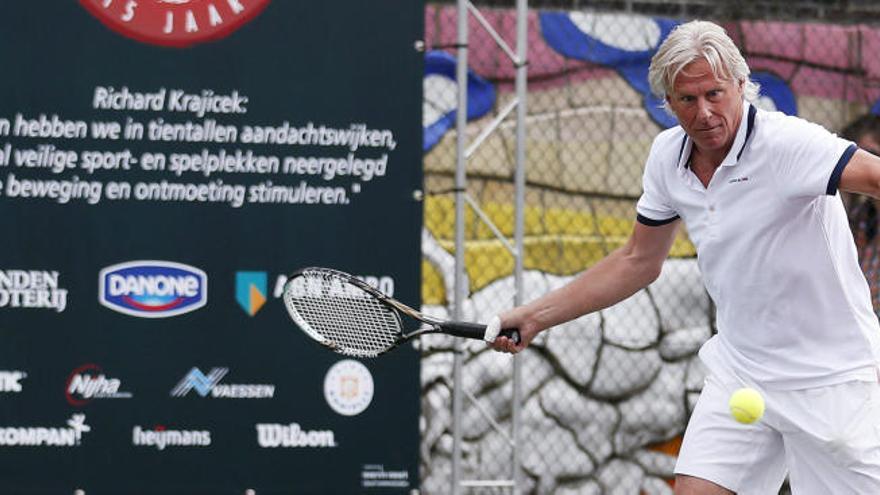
79, 0, 272, 48
99, 261, 208, 318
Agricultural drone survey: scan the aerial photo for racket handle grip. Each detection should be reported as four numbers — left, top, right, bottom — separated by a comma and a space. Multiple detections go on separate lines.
441, 321, 520, 344
481, 316, 521, 344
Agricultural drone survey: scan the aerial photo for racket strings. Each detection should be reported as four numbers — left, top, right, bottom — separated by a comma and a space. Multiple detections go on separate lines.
283, 271, 401, 357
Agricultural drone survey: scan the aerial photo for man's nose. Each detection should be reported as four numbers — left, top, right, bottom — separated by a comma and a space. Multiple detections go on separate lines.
695, 99, 712, 120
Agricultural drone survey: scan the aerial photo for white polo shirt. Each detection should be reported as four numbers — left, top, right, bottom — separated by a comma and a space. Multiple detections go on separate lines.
637, 102, 880, 389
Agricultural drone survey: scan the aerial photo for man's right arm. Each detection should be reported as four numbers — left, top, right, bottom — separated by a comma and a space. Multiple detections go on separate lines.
491, 218, 681, 353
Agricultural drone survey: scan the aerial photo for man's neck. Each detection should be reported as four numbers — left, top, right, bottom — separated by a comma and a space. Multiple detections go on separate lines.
692, 144, 731, 171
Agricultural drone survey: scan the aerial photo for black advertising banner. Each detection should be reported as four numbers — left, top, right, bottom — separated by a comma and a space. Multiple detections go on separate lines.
0, 1, 423, 494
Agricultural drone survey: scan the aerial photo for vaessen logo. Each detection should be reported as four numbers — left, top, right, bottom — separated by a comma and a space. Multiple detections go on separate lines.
170, 367, 275, 399
99, 261, 207, 318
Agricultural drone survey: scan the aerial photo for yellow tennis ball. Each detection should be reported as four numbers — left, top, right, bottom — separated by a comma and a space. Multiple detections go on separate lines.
729, 387, 765, 424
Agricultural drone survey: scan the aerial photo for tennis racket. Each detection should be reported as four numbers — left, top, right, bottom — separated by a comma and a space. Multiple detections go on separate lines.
282, 267, 520, 358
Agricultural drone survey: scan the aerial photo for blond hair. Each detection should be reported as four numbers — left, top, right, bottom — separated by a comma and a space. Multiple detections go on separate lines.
649, 20, 759, 108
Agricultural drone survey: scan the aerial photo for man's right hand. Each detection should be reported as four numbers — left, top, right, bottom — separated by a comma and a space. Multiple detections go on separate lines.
487, 308, 539, 354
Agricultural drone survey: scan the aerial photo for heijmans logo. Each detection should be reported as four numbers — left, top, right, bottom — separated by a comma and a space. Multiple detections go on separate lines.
79, 0, 272, 48
99, 261, 208, 318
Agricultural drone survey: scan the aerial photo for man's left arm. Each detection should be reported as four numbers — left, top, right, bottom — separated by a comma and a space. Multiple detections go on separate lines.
839, 149, 880, 198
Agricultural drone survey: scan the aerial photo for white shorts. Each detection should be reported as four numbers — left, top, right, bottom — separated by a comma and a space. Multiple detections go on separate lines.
675, 368, 880, 494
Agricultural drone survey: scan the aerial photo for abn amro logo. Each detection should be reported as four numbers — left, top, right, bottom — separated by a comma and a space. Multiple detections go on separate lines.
236, 271, 267, 316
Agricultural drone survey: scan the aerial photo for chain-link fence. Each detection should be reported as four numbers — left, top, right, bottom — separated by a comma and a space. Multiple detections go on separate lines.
420, 2, 880, 493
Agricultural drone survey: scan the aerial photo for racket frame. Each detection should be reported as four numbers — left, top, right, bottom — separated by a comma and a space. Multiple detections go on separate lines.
283, 267, 516, 357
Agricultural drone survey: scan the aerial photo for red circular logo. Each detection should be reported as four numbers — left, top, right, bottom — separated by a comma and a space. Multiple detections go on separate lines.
80, 0, 271, 48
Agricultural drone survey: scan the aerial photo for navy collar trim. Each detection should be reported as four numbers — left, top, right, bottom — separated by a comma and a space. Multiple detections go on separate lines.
736, 104, 757, 160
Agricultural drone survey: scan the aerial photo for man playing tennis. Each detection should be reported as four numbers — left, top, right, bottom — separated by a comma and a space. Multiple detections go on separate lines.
490, 20, 880, 494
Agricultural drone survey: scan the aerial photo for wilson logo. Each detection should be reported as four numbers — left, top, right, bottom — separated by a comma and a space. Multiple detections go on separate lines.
99, 261, 208, 318
255, 423, 337, 448
79, 0, 272, 48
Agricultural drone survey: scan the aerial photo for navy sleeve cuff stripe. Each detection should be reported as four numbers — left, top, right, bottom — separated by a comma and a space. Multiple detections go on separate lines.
826, 143, 857, 195
636, 213, 679, 226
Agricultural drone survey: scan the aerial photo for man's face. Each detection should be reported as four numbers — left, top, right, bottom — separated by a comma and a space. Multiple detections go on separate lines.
667, 58, 744, 154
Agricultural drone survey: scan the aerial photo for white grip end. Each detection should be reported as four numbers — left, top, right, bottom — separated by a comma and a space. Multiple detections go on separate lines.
484, 315, 501, 343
